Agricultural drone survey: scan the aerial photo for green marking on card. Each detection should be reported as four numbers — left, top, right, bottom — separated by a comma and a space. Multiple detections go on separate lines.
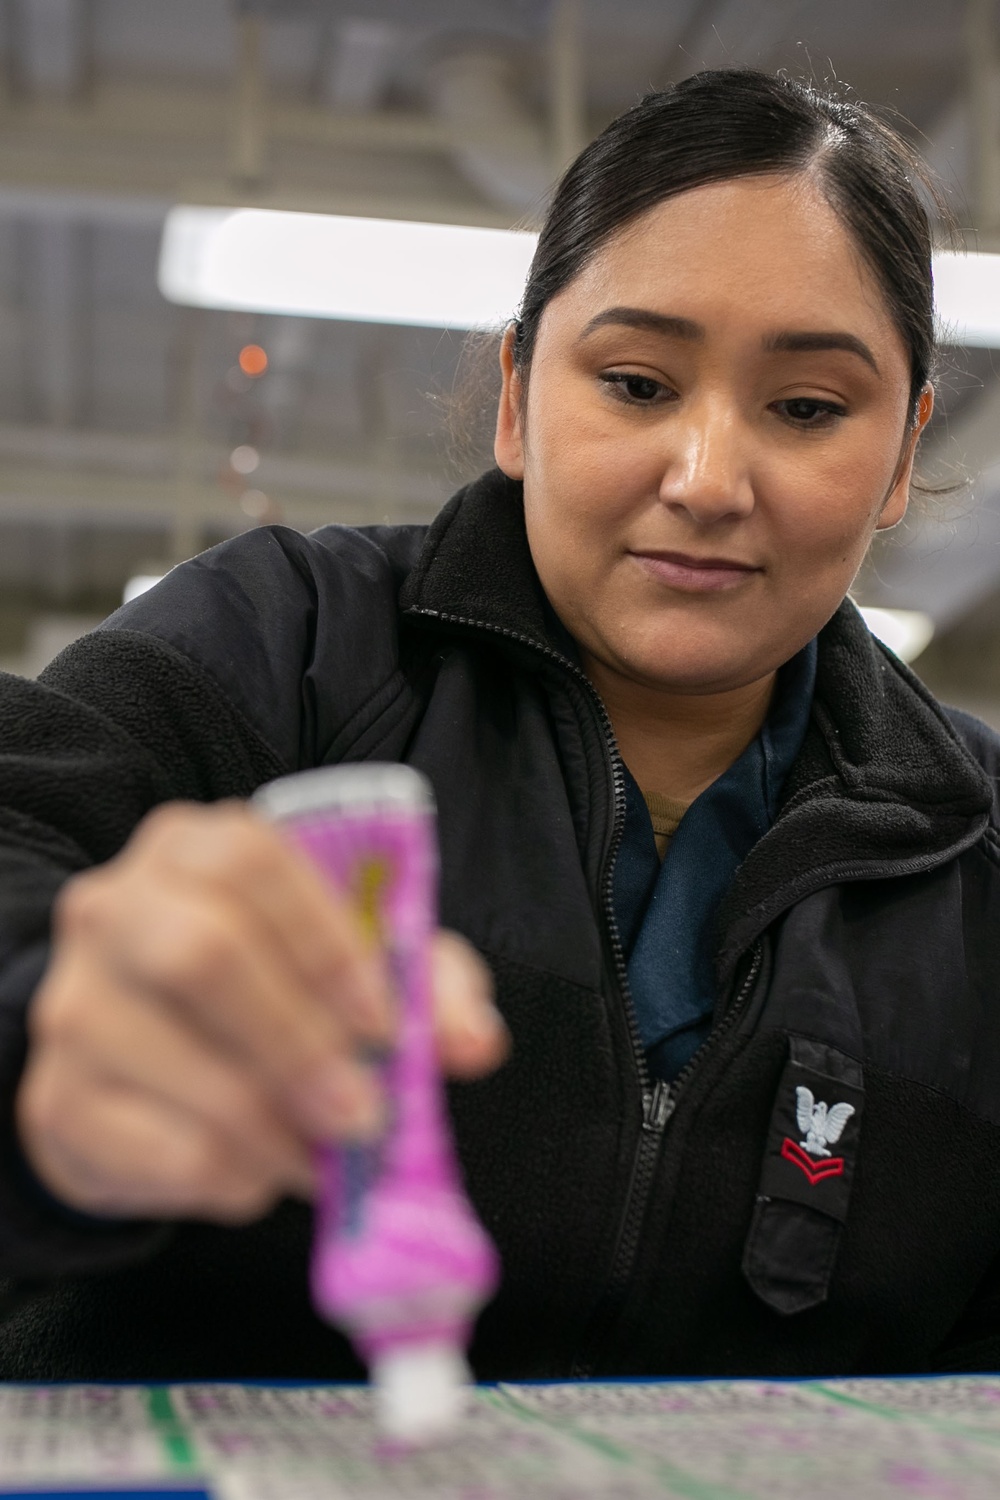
488, 1388, 753, 1500
145, 1386, 198, 1472
146, 1387, 177, 1425
162, 1431, 198, 1470
812, 1382, 1000, 1450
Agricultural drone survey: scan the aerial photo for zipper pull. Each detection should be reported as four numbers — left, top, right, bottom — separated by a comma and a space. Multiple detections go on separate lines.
642, 1080, 675, 1133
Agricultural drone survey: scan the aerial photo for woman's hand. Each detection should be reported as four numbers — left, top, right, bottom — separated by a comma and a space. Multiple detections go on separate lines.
14, 801, 507, 1225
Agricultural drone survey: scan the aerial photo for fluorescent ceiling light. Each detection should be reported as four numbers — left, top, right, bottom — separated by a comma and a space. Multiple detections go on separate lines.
158, 207, 539, 330
858, 606, 934, 664
933, 251, 1000, 346
158, 212, 1000, 345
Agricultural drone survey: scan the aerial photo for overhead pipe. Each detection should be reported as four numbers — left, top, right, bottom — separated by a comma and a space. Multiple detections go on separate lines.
424, 43, 554, 215
966, 0, 1000, 238
549, 0, 586, 175
231, 13, 267, 188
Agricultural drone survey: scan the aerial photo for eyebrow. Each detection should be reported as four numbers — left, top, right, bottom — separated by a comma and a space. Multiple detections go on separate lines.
762, 329, 880, 375
579, 307, 703, 342
578, 305, 881, 375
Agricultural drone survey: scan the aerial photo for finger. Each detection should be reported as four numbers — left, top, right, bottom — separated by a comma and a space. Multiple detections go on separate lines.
55, 885, 385, 1142
17, 1056, 291, 1225
430, 931, 510, 1079
33, 960, 317, 1198
133, 803, 393, 1043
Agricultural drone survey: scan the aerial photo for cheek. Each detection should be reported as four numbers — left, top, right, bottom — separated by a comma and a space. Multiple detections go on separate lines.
523, 364, 652, 489
764, 444, 894, 570
523, 420, 642, 541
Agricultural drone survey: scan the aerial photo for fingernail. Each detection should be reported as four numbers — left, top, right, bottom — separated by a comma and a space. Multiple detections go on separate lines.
299, 1061, 384, 1142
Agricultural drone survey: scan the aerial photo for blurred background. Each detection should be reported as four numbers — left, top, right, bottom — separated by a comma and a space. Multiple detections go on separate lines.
0, 0, 997, 721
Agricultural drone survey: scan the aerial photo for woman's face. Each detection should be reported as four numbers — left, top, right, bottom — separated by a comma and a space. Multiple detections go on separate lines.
495, 173, 932, 696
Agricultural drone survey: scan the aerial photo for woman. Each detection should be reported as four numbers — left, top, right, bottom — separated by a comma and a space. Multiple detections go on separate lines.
0, 67, 998, 1382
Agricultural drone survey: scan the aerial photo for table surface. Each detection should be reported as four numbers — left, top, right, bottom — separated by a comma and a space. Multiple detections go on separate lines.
0, 1375, 999, 1498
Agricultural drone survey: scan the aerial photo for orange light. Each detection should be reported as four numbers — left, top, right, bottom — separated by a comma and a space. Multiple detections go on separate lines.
238, 344, 268, 377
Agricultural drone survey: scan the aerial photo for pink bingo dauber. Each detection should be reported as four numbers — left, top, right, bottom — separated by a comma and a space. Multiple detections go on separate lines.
253, 763, 500, 1440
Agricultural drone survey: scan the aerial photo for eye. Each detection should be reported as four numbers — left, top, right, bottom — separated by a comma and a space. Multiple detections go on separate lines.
773, 396, 847, 428
600, 372, 670, 405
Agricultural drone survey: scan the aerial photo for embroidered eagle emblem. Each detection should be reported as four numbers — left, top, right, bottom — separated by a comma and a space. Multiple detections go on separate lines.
795, 1086, 855, 1158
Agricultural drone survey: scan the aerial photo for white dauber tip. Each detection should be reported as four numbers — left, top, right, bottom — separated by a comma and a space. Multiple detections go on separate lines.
372, 1343, 471, 1442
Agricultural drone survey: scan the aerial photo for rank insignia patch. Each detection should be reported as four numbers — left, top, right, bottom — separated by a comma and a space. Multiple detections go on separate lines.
778, 1085, 856, 1183
756, 1040, 863, 1220
742, 1035, 865, 1315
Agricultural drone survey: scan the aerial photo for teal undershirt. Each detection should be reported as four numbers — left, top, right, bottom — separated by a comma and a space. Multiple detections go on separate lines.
612, 639, 818, 1082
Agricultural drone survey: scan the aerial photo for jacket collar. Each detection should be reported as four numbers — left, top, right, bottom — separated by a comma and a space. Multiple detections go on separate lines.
716, 605, 992, 975
401, 468, 992, 958
399, 468, 566, 654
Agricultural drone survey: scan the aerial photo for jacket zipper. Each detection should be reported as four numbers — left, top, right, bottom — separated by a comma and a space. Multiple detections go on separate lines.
408, 606, 653, 1079
569, 938, 764, 1377
406, 605, 765, 1370
662, 940, 763, 1101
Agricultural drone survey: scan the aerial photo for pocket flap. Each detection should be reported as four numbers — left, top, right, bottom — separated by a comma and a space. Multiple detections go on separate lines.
742, 1036, 864, 1315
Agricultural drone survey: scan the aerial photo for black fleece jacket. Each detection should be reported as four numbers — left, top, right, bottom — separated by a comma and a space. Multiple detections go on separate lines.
1, 467, 1000, 1382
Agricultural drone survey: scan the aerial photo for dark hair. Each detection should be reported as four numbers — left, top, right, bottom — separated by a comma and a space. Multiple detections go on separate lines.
513, 68, 943, 422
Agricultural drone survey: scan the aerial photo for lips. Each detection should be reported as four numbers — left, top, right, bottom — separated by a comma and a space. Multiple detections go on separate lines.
629, 550, 761, 594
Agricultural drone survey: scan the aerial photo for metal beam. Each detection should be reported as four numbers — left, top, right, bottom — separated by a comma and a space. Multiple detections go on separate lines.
0, 76, 539, 161
966, 0, 1000, 235
0, 77, 537, 222
322, 18, 399, 112
0, 465, 445, 533
549, 0, 586, 174
0, 419, 448, 533
231, 12, 266, 188
18, 215, 87, 426
8, 0, 89, 103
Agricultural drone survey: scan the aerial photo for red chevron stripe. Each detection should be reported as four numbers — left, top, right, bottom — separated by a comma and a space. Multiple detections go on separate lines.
780, 1137, 845, 1185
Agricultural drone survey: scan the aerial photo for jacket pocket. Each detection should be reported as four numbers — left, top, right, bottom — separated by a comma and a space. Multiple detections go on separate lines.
742, 1034, 864, 1315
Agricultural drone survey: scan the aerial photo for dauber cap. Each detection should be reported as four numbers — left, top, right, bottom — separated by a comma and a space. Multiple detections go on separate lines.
372, 1341, 471, 1442
253, 763, 435, 823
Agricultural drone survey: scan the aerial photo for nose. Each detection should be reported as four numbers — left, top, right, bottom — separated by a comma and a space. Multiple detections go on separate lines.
657, 397, 756, 525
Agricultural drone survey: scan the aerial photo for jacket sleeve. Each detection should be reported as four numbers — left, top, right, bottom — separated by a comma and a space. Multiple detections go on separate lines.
0, 520, 413, 1277
0, 531, 326, 1276
0, 628, 290, 1276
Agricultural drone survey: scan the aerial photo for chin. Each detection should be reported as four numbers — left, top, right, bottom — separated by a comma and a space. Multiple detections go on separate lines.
632, 658, 759, 694
608, 623, 778, 694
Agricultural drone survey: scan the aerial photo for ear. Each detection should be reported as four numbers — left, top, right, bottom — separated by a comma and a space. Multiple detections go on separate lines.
875, 385, 934, 532
494, 324, 525, 479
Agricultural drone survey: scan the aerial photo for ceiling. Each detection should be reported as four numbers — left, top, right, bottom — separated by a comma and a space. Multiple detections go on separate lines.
0, 0, 997, 679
